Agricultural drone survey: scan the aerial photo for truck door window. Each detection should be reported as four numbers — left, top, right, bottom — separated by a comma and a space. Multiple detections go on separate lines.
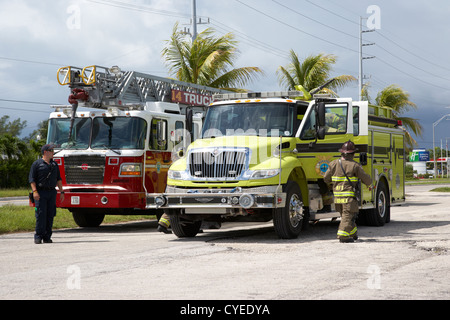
324, 104, 348, 134
150, 118, 168, 150
299, 108, 316, 140
353, 106, 359, 136
175, 121, 184, 143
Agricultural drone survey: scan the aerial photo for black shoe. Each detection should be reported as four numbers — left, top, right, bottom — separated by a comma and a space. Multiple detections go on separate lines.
43, 239, 53, 243
339, 238, 355, 243
34, 238, 42, 244
157, 225, 172, 234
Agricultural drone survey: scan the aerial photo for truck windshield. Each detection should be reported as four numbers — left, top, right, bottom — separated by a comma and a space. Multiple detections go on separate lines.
202, 103, 295, 138
47, 118, 92, 149
47, 117, 147, 150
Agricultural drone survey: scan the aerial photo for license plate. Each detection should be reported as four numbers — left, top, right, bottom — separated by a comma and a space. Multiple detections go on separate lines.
71, 196, 80, 205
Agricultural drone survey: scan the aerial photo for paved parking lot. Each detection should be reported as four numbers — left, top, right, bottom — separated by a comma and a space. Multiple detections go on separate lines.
0, 184, 449, 301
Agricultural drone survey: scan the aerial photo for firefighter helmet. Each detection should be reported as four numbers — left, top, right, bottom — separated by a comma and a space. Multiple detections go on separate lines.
339, 140, 358, 154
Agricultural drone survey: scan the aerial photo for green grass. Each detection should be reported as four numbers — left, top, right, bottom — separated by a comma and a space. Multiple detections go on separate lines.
406, 177, 450, 185
429, 187, 450, 192
0, 188, 29, 197
0, 204, 155, 235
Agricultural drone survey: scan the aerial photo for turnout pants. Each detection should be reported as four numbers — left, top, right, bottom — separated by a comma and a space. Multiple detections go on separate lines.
158, 213, 170, 228
35, 189, 57, 241
335, 197, 358, 240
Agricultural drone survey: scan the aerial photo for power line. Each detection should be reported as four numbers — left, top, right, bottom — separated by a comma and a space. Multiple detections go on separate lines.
0, 56, 62, 66
235, 0, 360, 54
210, 20, 290, 60
375, 32, 450, 73
86, 0, 191, 19
374, 43, 450, 82
307, 0, 450, 77
375, 57, 450, 92
306, 0, 359, 26
272, 0, 358, 40
0, 98, 59, 107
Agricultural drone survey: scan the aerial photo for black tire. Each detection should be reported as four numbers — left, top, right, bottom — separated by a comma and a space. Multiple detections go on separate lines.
273, 181, 304, 239
366, 182, 390, 226
72, 210, 105, 227
169, 210, 202, 238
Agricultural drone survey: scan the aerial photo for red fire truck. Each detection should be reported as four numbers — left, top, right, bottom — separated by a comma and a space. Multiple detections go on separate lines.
48, 65, 227, 227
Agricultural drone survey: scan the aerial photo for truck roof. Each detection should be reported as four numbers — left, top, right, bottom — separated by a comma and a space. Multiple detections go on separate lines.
211, 98, 307, 106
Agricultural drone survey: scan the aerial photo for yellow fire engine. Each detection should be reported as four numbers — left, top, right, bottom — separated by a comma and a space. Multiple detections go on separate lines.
147, 91, 405, 239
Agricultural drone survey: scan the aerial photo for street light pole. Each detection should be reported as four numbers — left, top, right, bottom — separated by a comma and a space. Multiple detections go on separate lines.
432, 114, 450, 177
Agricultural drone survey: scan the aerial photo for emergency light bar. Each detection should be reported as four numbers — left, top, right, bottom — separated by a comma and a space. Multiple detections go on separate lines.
213, 91, 303, 101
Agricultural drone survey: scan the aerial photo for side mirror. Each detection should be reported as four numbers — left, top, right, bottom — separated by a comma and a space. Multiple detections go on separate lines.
317, 127, 326, 140
316, 102, 326, 127
156, 120, 167, 147
186, 109, 193, 135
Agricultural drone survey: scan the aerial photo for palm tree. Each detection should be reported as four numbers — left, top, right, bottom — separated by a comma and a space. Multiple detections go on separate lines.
162, 23, 263, 92
277, 49, 356, 98
374, 84, 422, 150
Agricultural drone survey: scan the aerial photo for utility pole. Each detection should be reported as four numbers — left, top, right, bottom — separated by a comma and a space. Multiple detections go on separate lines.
182, 0, 209, 42
359, 17, 375, 101
191, 0, 198, 41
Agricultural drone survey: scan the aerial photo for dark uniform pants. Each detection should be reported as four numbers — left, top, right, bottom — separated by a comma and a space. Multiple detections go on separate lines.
335, 197, 358, 240
35, 190, 57, 241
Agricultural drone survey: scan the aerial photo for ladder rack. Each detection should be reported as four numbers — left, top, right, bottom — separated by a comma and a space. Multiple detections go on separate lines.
57, 65, 228, 109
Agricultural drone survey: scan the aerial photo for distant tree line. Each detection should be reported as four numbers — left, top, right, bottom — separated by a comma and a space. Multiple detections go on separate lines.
0, 115, 47, 188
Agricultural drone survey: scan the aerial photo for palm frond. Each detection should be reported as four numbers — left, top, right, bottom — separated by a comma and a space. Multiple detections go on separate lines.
162, 23, 263, 90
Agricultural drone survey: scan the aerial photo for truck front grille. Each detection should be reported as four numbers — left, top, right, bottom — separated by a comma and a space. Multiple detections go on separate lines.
64, 155, 105, 184
188, 149, 247, 179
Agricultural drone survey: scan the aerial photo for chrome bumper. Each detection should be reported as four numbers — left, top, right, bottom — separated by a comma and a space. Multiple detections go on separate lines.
146, 186, 286, 213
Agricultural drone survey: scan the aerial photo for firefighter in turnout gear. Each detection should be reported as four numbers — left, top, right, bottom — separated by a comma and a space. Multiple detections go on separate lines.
324, 141, 373, 243
157, 213, 172, 234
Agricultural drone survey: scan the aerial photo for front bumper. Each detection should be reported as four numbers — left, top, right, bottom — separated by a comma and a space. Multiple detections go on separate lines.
146, 186, 286, 213
57, 191, 146, 209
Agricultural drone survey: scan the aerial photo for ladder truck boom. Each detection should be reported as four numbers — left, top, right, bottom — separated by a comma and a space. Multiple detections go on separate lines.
57, 65, 228, 108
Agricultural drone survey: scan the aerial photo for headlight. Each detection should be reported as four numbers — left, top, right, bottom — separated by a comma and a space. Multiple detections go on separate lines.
119, 163, 142, 176
248, 169, 280, 180
168, 170, 189, 180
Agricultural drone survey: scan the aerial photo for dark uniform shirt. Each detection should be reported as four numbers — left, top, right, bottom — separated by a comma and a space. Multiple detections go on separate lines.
29, 159, 62, 190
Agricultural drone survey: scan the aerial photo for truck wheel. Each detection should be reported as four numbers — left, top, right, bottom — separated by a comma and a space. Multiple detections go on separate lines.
169, 210, 202, 237
273, 181, 304, 239
366, 182, 389, 226
72, 210, 105, 227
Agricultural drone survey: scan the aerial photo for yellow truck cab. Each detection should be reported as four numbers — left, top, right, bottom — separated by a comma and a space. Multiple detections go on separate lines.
147, 91, 405, 239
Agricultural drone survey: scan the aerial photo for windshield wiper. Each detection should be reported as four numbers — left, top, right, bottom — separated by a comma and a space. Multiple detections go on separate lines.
99, 144, 122, 155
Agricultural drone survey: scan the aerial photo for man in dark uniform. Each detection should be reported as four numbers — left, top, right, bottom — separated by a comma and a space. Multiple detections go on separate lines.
323, 141, 373, 243
29, 144, 65, 244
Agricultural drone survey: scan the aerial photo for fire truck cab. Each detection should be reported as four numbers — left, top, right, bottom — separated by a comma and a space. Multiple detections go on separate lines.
48, 65, 227, 227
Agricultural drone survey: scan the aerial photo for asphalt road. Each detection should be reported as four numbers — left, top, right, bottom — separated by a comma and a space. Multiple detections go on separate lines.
0, 184, 449, 301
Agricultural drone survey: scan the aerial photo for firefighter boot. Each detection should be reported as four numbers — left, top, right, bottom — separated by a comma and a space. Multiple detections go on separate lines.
157, 224, 172, 234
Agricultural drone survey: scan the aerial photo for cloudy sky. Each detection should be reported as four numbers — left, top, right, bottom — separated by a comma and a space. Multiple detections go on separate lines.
1, 0, 450, 150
